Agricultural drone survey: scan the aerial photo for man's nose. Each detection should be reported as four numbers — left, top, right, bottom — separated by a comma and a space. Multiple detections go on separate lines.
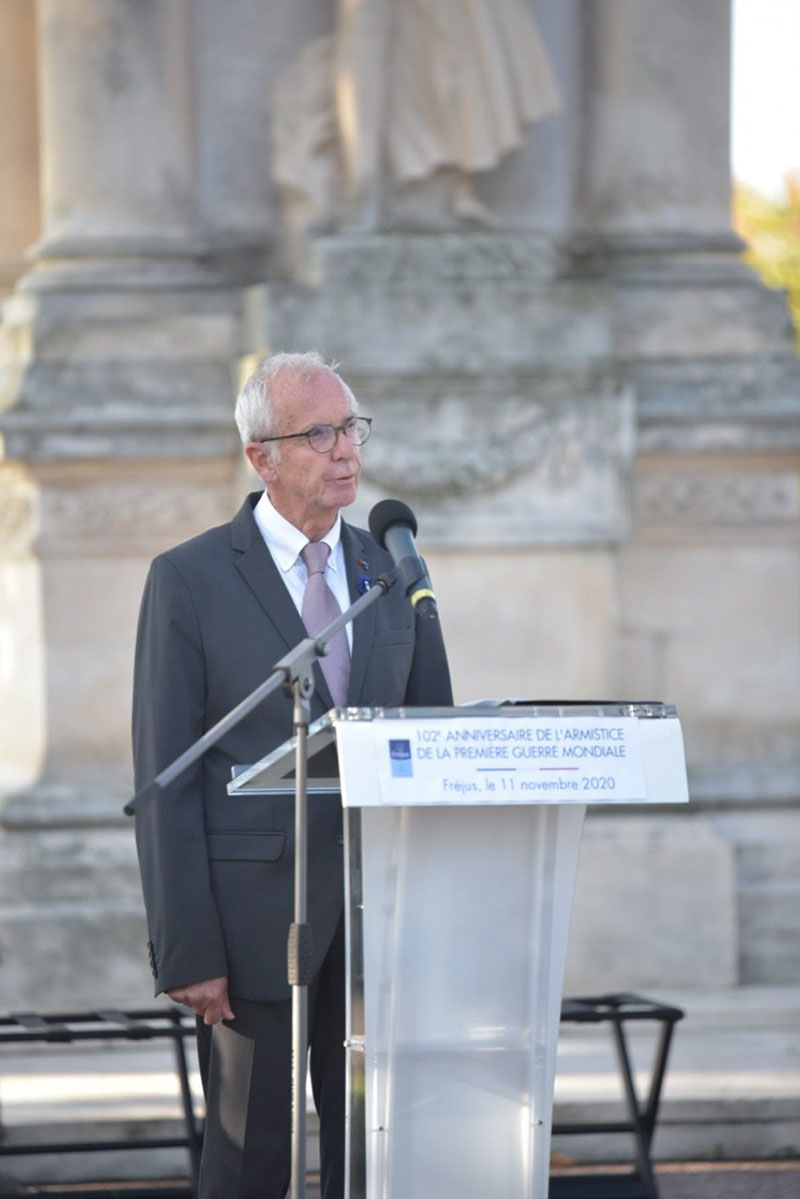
331, 428, 357, 457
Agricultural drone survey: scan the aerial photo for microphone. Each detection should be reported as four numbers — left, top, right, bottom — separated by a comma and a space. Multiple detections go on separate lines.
369, 499, 438, 619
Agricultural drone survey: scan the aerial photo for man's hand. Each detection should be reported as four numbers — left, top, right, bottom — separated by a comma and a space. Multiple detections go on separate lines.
168, 976, 234, 1025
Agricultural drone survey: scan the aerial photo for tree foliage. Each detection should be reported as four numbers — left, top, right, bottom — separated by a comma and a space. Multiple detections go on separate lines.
733, 175, 800, 352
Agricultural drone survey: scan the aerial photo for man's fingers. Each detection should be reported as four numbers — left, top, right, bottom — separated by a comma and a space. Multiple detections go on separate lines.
203, 999, 235, 1026
167, 978, 233, 1024
167, 976, 229, 1020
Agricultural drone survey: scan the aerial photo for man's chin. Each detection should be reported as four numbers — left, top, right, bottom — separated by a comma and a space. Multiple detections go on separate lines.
330, 481, 359, 508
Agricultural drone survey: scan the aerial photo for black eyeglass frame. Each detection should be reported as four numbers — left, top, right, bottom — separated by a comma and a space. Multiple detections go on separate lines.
257, 416, 372, 453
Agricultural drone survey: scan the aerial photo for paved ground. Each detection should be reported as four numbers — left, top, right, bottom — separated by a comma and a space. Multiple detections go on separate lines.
5, 1161, 800, 1198
551, 1161, 800, 1199
654, 1160, 800, 1199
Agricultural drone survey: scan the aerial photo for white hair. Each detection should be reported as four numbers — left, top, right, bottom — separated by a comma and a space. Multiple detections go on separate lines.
234, 351, 358, 456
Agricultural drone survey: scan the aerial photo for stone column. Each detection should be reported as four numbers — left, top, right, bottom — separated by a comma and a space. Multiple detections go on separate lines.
0, 0, 43, 837
572, 0, 790, 381
579, 0, 732, 237
0, 0, 254, 1008
1, 0, 242, 452
568, 0, 800, 988
37, 0, 193, 255
0, 0, 40, 299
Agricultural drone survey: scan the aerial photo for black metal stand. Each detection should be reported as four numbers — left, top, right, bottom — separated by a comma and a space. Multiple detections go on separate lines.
0, 993, 684, 1199
0, 1007, 199, 1197
551, 993, 685, 1199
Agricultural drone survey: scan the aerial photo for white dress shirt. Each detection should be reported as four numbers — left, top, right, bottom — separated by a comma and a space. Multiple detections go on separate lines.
252, 490, 354, 650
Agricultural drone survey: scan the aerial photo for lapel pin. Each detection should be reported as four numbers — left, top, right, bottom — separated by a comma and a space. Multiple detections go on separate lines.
357, 555, 372, 593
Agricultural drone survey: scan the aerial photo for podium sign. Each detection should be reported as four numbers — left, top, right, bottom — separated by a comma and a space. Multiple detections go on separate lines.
335, 712, 687, 808
229, 703, 688, 1199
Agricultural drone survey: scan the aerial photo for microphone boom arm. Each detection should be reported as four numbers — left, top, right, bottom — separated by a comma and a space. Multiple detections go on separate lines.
124, 570, 395, 816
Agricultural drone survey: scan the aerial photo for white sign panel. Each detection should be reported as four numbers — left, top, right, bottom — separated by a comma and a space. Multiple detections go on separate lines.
336, 716, 653, 808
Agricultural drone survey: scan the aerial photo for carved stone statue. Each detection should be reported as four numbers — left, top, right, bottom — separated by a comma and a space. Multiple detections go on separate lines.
273, 0, 560, 246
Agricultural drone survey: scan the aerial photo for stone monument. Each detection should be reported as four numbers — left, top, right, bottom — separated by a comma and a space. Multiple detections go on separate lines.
0, 0, 798, 1009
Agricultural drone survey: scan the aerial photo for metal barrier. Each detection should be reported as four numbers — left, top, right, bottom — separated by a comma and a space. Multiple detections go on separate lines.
0, 1006, 200, 1199
552, 992, 685, 1199
1, 993, 682, 1198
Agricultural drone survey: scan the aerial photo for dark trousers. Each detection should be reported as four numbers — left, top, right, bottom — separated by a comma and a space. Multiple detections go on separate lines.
196, 917, 346, 1199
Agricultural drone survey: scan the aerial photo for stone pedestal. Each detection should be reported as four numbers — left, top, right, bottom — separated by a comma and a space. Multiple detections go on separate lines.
260, 217, 799, 993
0, 459, 240, 1009
566, 0, 800, 989
566, 815, 738, 991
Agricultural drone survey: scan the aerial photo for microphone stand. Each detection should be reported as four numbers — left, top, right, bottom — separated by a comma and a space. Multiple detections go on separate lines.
125, 571, 396, 1199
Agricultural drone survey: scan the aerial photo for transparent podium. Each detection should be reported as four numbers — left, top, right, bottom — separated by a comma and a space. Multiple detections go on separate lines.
230, 702, 689, 1199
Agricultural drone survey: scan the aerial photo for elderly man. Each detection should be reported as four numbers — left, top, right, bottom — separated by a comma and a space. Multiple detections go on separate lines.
132, 352, 453, 1199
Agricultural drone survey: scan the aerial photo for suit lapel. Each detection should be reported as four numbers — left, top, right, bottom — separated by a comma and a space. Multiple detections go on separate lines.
232, 494, 306, 648
342, 522, 376, 705
231, 494, 336, 711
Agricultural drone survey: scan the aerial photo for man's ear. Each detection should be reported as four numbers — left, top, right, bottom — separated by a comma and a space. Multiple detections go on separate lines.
245, 442, 278, 483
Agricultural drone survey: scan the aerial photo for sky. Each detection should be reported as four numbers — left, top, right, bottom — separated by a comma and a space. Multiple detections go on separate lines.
731, 0, 800, 197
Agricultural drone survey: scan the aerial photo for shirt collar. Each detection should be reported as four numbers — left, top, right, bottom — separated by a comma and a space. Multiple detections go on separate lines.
253, 490, 343, 572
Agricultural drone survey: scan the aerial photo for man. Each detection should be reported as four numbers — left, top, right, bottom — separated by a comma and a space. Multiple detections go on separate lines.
132, 352, 453, 1199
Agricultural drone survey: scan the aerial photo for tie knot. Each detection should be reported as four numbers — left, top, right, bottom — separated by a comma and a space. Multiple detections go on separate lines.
301, 541, 331, 577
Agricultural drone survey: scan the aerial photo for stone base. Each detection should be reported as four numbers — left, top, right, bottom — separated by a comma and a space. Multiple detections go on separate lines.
0, 785, 152, 1010
0, 456, 246, 1011
565, 812, 738, 992
0, 257, 248, 461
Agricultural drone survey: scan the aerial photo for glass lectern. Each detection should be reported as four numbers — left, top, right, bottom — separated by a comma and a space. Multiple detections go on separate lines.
229, 702, 688, 1199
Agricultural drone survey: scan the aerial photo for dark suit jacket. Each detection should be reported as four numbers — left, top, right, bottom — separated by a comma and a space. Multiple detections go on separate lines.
132, 492, 453, 1001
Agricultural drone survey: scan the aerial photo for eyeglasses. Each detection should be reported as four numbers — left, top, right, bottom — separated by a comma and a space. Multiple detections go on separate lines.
258, 416, 372, 453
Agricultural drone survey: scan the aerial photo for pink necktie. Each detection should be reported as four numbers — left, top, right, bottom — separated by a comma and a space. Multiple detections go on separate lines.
300, 541, 351, 707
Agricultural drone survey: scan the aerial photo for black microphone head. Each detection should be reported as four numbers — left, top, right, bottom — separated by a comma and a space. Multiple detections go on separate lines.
368, 498, 418, 547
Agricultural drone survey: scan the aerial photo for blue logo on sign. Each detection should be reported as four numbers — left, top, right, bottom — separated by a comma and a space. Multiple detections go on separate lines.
389, 739, 413, 778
